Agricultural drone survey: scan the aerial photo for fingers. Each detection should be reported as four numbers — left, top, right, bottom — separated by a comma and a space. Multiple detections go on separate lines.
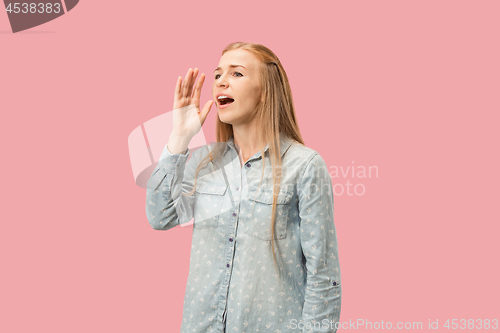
200, 100, 214, 124
182, 68, 199, 99
181, 68, 192, 99
175, 68, 205, 110
192, 73, 205, 104
188, 68, 199, 98
174, 76, 182, 101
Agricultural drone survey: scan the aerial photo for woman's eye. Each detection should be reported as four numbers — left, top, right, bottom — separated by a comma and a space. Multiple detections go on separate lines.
215, 72, 243, 79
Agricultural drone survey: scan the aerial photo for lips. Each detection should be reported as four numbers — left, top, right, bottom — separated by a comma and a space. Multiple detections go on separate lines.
215, 93, 235, 107
217, 100, 234, 109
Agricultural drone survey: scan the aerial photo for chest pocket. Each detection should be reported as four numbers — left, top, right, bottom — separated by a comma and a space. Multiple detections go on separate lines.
244, 186, 293, 241
194, 180, 228, 229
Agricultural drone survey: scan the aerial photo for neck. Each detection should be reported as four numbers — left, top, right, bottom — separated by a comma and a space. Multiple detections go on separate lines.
232, 123, 265, 164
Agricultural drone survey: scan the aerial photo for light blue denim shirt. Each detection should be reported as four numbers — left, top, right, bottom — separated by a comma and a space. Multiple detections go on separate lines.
146, 133, 341, 333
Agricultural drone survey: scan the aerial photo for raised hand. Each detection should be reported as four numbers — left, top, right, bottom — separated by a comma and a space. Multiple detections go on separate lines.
171, 68, 214, 139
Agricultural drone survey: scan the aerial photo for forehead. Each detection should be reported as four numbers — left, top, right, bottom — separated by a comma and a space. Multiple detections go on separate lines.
217, 49, 261, 70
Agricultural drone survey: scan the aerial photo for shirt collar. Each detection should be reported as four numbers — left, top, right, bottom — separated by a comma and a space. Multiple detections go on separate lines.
223, 132, 294, 159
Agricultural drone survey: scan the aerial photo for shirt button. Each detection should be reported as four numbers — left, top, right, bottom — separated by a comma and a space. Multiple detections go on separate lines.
245, 163, 251, 168
229, 238, 233, 242
232, 212, 237, 217
332, 281, 337, 286
226, 263, 230, 267
236, 186, 239, 191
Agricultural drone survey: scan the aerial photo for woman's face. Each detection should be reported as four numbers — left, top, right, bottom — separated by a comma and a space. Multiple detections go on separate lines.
212, 49, 262, 126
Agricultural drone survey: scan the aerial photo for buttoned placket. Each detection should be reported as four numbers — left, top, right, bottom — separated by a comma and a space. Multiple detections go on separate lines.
217, 145, 244, 330
217, 142, 264, 331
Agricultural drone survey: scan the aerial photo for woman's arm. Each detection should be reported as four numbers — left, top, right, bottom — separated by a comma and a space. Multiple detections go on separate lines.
298, 153, 342, 333
145, 140, 197, 230
146, 66, 213, 231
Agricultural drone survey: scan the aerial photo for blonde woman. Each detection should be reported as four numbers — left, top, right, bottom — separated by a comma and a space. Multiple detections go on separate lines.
146, 42, 341, 333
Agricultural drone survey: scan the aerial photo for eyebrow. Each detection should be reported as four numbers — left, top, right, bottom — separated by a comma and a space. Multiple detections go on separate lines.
214, 64, 246, 72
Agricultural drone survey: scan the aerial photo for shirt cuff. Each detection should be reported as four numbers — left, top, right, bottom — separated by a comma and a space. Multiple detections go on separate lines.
158, 143, 190, 173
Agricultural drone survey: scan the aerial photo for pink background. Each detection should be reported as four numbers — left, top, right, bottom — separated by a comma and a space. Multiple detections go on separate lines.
1, 1, 499, 332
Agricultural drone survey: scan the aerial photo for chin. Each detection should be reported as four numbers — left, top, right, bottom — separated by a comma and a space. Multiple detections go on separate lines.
218, 109, 235, 123
218, 115, 234, 125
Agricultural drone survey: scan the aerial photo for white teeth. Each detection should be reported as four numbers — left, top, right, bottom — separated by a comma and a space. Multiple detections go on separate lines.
217, 95, 231, 100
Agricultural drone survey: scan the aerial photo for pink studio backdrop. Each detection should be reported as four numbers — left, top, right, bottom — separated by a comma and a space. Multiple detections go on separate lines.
1, 1, 499, 332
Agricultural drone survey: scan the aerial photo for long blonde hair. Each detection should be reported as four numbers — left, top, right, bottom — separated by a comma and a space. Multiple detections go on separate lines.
184, 42, 304, 284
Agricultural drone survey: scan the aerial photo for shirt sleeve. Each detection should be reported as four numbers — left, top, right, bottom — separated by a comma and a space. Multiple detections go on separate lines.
298, 153, 342, 333
145, 143, 197, 230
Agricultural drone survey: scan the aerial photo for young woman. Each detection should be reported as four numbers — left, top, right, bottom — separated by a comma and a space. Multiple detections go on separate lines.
146, 42, 341, 333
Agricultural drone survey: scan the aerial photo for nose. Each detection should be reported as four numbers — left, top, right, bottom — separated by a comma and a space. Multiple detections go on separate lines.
216, 74, 228, 88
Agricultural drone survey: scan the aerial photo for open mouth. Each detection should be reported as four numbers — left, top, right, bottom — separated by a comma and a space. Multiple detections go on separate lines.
218, 97, 235, 106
